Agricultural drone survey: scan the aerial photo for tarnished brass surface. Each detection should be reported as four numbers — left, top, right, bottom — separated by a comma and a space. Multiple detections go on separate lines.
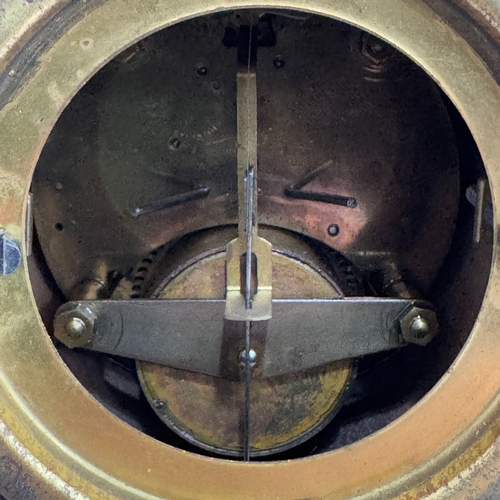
1, 0, 500, 499
30, 9, 459, 298
454, 0, 500, 43
0, 0, 70, 74
138, 230, 352, 456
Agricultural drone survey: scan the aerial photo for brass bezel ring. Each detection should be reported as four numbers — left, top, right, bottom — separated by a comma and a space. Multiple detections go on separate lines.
1, 0, 500, 499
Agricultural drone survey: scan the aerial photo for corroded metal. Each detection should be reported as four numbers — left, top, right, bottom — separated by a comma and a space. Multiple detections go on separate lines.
0, 0, 500, 499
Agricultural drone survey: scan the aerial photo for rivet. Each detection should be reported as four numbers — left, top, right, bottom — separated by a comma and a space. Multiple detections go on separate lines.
273, 56, 285, 69
197, 65, 208, 76
328, 224, 340, 237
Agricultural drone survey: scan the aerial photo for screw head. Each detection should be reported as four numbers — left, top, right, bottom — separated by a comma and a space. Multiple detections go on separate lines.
0, 233, 21, 276
410, 315, 429, 339
197, 65, 208, 76
239, 348, 258, 368
273, 56, 285, 69
65, 317, 86, 337
328, 224, 340, 237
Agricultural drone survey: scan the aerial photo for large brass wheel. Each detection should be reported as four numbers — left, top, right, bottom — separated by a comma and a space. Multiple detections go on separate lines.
2, 0, 500, 498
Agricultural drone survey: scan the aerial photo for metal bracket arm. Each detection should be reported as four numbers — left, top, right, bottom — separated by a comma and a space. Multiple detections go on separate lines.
54, 298, 438, 378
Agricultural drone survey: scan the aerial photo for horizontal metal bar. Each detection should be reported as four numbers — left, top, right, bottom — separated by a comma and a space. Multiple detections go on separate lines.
54, 298, 437, 378
284, 187, 358, 208
263, 299, 405, 376
130, 187, 210, 217
56, 300, 226, 376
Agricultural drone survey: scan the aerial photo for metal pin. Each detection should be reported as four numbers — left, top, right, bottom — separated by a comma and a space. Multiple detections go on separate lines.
26, 192, 34, 257
284, 187, 358, 208
243, 15, 255, 463
130, 187, 210, 217
473, 178, 486, 244
245, 166, 255, 309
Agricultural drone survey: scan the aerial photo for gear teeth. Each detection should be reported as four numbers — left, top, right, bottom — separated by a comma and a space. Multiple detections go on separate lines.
130, 247, 163, 299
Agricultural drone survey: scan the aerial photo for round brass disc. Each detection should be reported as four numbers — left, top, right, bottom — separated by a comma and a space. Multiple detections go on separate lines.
137, 233, 352, 456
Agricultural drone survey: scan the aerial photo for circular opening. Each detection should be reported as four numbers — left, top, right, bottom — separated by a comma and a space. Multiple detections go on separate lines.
3, 0, 499, 497
27, 8, 493, 462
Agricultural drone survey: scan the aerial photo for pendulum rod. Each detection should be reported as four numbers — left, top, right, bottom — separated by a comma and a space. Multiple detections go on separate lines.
243, 16, 255, 463
243, 167, 254, 459
224, 15, 273, 460
243, 318, 252, 461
